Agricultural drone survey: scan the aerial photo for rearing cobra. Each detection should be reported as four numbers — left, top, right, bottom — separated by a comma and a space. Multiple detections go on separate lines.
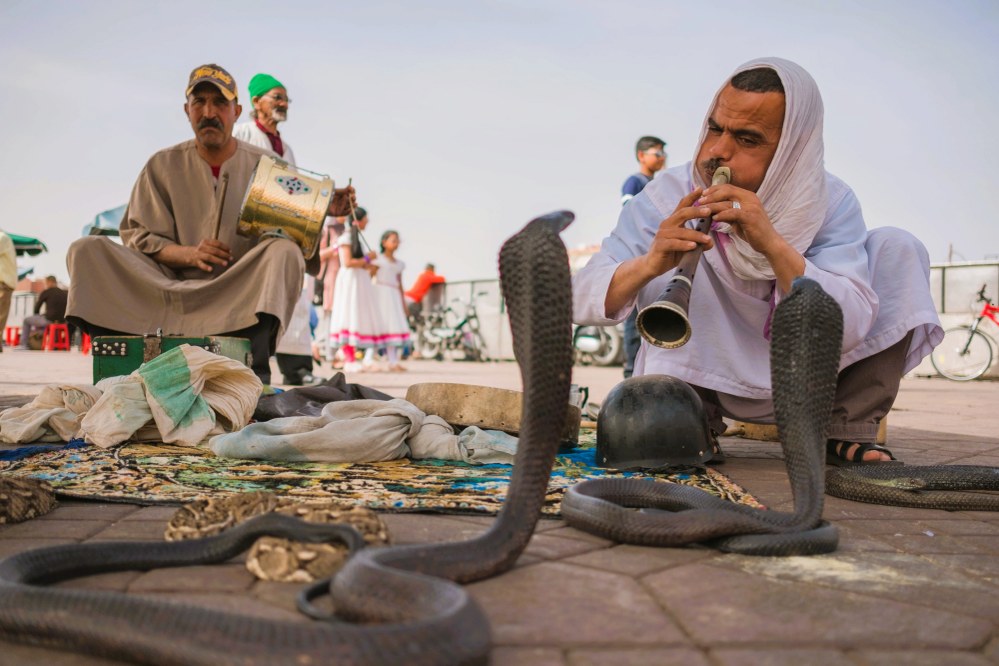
0, 211, 575, 666
562, 275, 845, 556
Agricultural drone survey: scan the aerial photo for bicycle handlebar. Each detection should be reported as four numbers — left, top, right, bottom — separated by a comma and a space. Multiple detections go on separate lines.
978, 284, 993, 305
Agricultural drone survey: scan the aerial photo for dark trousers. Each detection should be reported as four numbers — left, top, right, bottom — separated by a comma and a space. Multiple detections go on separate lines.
21, 315, 53, 348
622, 308, 640, 379
221, 315, 279, 385
276, 353, 314, 383
695, 330, 915, 443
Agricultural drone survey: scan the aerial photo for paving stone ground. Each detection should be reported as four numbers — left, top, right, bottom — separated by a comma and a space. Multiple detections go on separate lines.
0, 349, 997, 665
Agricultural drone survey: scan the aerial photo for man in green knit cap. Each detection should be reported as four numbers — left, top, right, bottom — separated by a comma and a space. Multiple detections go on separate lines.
233, 73, 296, 165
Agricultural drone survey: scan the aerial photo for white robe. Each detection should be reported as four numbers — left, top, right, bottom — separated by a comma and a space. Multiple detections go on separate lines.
233, 121, 296, 166
275, 277, 315, 356
572, 163, 943, 401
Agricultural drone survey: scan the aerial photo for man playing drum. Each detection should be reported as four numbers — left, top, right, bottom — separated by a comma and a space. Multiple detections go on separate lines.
573, 57, 942, 466
66, 64, 353, 386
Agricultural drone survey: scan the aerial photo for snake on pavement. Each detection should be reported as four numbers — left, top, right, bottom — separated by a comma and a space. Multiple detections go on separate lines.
826, 464, 999, 510
562, 276, 845, 556
0, 211, 575, 666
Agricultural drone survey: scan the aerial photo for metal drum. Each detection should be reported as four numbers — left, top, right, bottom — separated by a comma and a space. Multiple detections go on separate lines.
237, 155, 333, 259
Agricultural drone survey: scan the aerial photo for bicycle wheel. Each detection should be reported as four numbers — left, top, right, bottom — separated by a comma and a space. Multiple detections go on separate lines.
589, 326, 624, 367
459, 330, 488, 362
470, 331, 489, 362
415, 330, 444, 361
931, 326, 994, 381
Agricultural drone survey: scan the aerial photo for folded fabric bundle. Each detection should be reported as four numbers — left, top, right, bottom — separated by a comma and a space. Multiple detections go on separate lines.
209, 397, 518, 465
0, 345, 260, 448
0, 383, 104, 444
253, 372, 393, 421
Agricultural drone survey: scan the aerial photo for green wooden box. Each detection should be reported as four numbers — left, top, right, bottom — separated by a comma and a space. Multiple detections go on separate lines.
91, 335, 253, 384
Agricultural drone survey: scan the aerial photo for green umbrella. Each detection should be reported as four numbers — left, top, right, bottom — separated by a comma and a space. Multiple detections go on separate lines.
3, 232, 48, 256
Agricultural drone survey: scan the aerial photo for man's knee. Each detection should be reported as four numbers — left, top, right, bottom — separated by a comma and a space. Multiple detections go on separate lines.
67, 235, 112, 268
866, 226, 930, 267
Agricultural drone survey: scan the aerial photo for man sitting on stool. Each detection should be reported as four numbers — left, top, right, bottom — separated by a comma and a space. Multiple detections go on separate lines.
66, 64, 354, 386
22, 276, 68, 349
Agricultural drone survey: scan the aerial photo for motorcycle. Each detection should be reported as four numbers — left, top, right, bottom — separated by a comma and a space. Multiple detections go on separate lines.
572, 323, 624, 366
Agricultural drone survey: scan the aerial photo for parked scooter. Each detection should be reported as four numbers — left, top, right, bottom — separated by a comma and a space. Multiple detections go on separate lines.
572, 324, 624, 366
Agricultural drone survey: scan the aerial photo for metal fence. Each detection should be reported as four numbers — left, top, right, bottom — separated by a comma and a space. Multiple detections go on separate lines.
916, 260, 999, 378
930, 261, 999, 315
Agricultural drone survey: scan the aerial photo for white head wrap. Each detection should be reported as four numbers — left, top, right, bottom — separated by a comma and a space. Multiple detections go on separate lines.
691, 57, 827, 281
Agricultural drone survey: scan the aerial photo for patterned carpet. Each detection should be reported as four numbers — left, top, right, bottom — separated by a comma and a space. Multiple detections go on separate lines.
0, 430, 761, 515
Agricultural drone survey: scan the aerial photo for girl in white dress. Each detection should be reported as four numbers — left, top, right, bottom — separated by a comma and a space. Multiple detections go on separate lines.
372, 230, 411, 372
327, 207, 382, 372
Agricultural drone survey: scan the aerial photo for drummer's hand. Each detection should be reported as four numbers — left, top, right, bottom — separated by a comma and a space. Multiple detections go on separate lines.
329, 186, 356, 217
152, 241, 231, 272
189, 239, 232, 272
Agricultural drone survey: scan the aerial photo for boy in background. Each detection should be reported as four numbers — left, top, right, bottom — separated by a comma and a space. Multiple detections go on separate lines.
621, 136, 667, 205
620, 136, 667, 377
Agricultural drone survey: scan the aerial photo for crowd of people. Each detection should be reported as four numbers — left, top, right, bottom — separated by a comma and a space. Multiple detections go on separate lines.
55, 63, 445, 389
50, 56, 944, 466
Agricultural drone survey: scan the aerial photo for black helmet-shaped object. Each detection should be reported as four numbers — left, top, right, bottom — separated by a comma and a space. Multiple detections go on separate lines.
596, 374, 713, 470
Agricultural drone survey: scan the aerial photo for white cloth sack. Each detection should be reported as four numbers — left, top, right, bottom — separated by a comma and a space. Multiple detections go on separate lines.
2, 345, 260, 448
0, 384, 104, 444
208, 397, 518, 464
275, 276, 315, 356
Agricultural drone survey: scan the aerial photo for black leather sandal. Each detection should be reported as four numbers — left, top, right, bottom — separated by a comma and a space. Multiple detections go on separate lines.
708, 434, 726, 465
826, 440, 900, 467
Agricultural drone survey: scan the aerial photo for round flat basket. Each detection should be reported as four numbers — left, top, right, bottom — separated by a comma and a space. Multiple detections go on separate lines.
405, 383, 581, 446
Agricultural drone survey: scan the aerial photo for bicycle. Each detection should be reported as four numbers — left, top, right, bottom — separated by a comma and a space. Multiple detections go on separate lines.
930, 283, 999, 381
414, 291, 489, 362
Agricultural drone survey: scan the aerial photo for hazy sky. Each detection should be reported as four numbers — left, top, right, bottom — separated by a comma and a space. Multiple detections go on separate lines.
2, 0, 997, 285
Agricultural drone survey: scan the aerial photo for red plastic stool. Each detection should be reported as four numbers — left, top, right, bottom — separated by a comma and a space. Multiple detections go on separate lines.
3, 326, 20, 347
43, 323, 71, 351
81, 333, 92, 355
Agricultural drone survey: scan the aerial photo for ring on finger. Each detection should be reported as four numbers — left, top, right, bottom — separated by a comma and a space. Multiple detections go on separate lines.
731, 201, 741, 210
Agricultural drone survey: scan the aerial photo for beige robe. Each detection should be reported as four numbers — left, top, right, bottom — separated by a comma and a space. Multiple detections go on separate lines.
67, 139, 304, 336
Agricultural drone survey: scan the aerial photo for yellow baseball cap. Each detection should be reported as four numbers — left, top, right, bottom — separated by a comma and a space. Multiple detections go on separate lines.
186, 64, 238, 101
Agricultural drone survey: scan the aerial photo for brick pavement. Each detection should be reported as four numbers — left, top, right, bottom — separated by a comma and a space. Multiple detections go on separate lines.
0, 348, 997, 665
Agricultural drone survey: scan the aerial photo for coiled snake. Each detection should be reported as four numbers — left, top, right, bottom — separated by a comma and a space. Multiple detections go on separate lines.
0, 211, 575, 666
562, 276, 845, 555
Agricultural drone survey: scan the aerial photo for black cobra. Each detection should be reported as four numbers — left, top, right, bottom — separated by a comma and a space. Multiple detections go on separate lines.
0, 211, 575, 666
826, 465, 999, 510
562, 277, 844, 556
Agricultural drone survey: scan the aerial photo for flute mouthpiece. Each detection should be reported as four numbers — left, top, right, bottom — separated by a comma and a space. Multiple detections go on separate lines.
712, 167, 731, 186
